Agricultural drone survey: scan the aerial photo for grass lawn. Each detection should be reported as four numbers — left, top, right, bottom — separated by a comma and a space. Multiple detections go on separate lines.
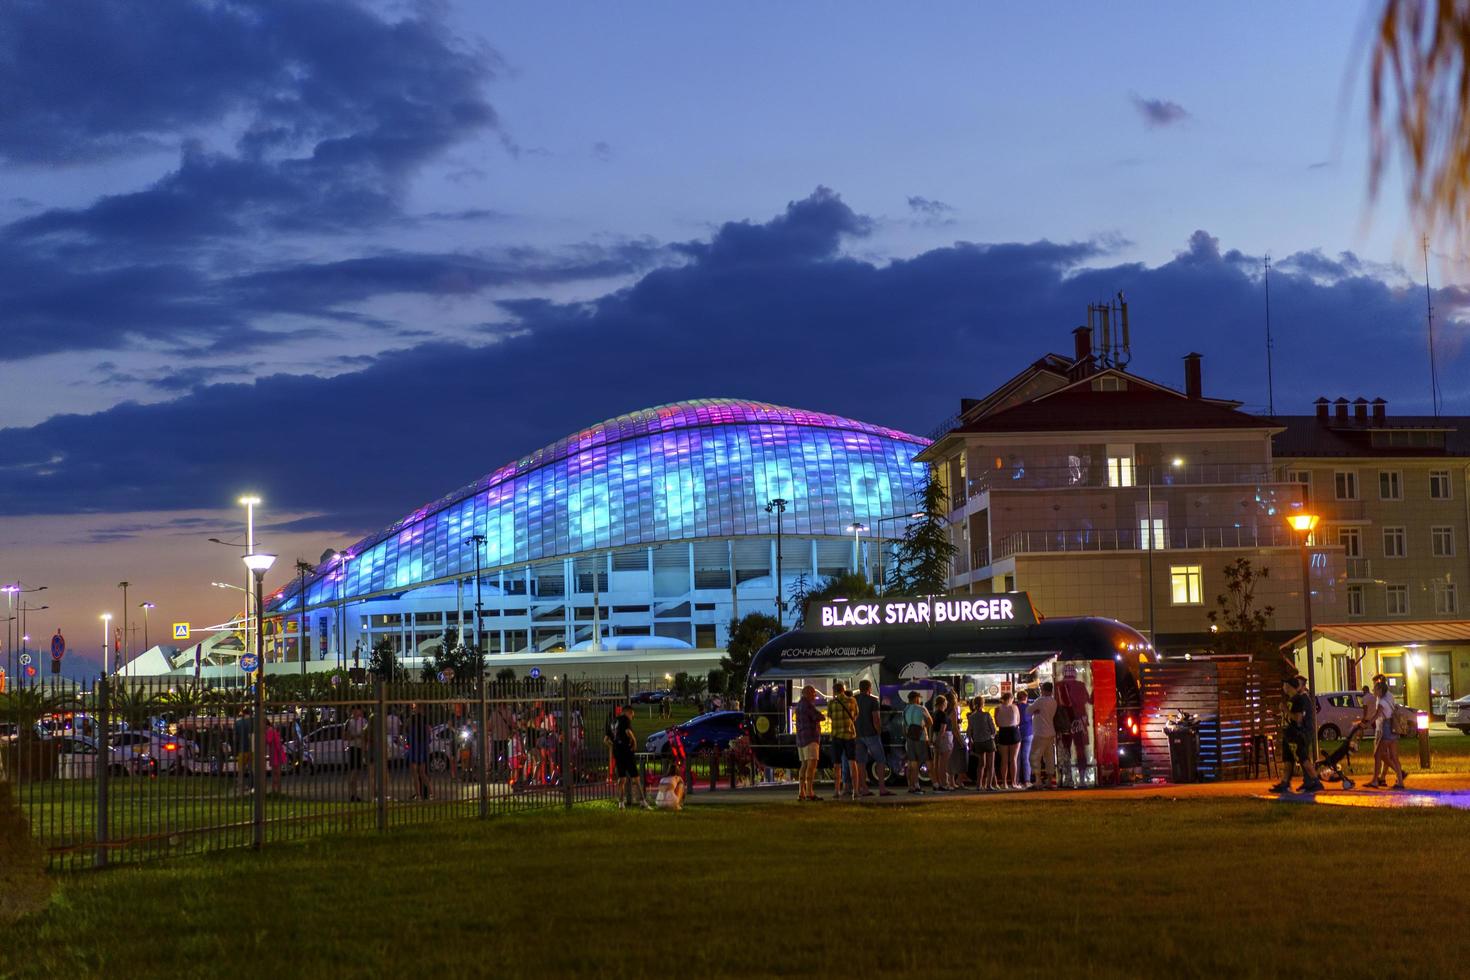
1322, 732, 1470, 772
6, 796, 1470, 979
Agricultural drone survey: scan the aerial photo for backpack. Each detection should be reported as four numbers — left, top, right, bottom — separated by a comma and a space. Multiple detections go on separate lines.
1391, 708, 1415, 738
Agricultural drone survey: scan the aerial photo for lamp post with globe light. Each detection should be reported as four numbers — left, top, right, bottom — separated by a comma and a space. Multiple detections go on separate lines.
1288, 512, 1321, 758
243, 552, 275, 847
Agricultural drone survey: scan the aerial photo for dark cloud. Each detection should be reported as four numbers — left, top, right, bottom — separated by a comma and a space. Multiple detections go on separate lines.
1131, 94, 1190, 128
907, 196, 956, 217
1, 189, 1465, 525
591, 141, 614, 162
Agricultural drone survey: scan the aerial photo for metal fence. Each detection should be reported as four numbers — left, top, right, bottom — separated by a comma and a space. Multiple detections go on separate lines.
1, 674, 626, 870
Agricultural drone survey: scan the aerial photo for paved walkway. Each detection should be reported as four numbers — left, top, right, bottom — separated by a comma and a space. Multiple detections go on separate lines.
684, 770, 1470, 808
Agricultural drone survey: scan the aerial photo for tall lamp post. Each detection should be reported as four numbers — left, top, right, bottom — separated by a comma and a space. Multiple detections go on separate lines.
101, 613, 113, 676
765, 498, 789, 629
117, 582, 130, 673
242, 552, 276, 849
139, 602, 155, 655
1287, 512, 1321, 757
5, 583, 47, 689
238, 495, 262, 661
463, 534, 486, 662
294, 560, 313, 679
847, 522, 869, 578
19, 605, 47, 688
1145, 458, 1184, 653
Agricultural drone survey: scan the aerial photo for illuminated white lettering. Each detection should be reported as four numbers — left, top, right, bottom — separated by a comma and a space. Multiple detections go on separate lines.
821, 607, 837, 628
1000, 598, 1014, 620
917, 601, 930, 623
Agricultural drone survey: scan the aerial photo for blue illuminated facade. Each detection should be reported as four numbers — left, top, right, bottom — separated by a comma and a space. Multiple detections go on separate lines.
265, 399, 928, 664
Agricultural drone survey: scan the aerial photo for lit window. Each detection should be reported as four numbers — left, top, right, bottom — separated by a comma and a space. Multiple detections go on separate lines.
1378, 471, 1402, 500
1108, 456, 1135, 488
1386, 584, 1409, 616
1170, 565, 1203, 605
1139, 518, 1166, 550
1430, 470, 1452, 500
1334, 471, 1358, 500
1383, 527, 1406, 558
1432, 526, 1455, 558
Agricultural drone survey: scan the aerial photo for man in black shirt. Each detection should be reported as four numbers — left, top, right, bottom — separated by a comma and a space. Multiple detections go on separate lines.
853, 679, 894, 797
1271, 676, 1324, 793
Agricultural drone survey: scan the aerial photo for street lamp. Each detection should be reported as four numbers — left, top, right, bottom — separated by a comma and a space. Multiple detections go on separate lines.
117, 582, 131, 672
1145, 458, 1185, 651
1287, 511, 1321, 759
294, 559, 314, 678
139, 602, 155, 654
242, 551, 275, 847
238, 495, 263, 665
101, 613, 113, 676
4, 583, 46, 692
848, 522, 869, 577
463, 535, 486, 664
765, 498, 789, 629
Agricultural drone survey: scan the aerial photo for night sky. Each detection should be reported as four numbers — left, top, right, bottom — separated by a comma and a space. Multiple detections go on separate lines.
1, 1, 1463, 675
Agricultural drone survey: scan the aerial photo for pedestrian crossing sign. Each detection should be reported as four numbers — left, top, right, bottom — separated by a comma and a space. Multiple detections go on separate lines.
173, 622, 190, 640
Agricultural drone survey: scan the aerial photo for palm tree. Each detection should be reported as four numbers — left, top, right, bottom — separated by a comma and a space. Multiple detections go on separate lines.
1369, 0, 1470, 240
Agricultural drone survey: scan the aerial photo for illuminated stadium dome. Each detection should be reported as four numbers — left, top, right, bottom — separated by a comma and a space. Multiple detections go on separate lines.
263, 399, 929, 673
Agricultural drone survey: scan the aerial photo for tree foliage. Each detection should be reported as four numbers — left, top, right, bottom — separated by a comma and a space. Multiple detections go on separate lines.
794, 571, 877, 628
720, 612, 779, 695
1206, 558, 1277, 662
366, 637, 399, 681
887, 472, 957, 596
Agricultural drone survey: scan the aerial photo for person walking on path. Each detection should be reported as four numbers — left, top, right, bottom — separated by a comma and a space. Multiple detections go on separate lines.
1271, 676, 1324, 793
902, 691, 933, 795
930, 695, 957, 791
1367, 680, 1407, 789
1026, 682, 1059, 789
853, 679, 893, 797
233, 706, 254, 796
405, 703, 433, 800
967, 698, 998, 790
346, 705, 368, 802
1015, 689, 1034, 787
264, 720, 286, 794
994, 692, 1021, 789
613, 704, 649, 809
826, 681, 861, 801
795, 685, 824, 801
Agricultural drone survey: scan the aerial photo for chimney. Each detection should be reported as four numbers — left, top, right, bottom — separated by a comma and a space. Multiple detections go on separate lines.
1183, 352, 1202, 399
1072, 326, 1093, 367
1353, 397, 1369, 424
1372, 397, 1387, 426
1334, 397, 1349, 424
1314, 397, 1330, 423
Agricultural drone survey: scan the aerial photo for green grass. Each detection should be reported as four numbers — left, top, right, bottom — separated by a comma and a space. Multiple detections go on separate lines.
1321, 732, 1470, 772
5, 796, 1470, 979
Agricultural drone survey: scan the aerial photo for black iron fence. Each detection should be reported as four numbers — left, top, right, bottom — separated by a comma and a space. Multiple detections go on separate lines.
1, 674, 625, 870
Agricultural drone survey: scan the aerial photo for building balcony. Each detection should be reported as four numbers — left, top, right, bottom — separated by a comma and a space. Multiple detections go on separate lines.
990, 524, 1304, 561
965, 462, 1282, 501
1345, 557, 1373, 580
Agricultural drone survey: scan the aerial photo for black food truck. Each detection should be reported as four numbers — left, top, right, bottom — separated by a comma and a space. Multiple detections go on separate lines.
744, 593, 1147, 785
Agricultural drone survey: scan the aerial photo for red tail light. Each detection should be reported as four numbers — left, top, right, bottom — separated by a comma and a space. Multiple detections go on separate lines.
164, 742, 178, 751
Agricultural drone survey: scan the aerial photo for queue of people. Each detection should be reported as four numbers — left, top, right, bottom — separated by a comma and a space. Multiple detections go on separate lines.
792, 676, 1096, 800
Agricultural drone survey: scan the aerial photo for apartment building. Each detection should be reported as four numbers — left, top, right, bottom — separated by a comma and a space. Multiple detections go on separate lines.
1274, 399, 1470, 712
920, 322, 1345, 655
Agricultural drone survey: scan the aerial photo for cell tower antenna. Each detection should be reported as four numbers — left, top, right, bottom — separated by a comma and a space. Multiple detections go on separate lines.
1263, 254, 1276, 417
1423, 236, 1442, 418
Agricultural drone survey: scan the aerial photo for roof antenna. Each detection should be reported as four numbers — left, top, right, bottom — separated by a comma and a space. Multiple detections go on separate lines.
1263, 254, 1276, 417
1423, 236, 1442, 418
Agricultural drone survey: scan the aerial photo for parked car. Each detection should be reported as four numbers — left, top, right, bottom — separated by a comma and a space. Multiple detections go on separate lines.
53, 735, 101, 779
302, 722, 405, 768
1314, 691, 1372, 741
105, 730, 198, 773
644, 710, 745, 756
1445, 694, 1470, 734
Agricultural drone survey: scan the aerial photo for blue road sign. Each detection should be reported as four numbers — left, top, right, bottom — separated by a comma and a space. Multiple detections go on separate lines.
529, 667, 541, 679
239, 652, 260, 673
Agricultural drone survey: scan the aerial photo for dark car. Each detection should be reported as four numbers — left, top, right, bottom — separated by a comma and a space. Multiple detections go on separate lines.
644, 710, 745, 756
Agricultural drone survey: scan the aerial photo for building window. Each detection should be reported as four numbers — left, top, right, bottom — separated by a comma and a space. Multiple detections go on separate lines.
1338, 526, 1361, 558
1386, 584, 1409, 616
1347, 585, 1364, 617
1378, 471, 1402, 500
1383, 526, 1406, 558
1435, 583, 1459, 615
1430, 469, 1452, 500
1139, 517, 1166, 550
1432, 526, 1455, 557
1334, 471, 1358, 500
1288, 470, 1311, 501
1107, 455, 1135, 488
1169, 565, 1203, 605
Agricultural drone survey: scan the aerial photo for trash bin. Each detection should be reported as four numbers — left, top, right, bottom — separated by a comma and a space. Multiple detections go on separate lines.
1164, 713, 1201, 783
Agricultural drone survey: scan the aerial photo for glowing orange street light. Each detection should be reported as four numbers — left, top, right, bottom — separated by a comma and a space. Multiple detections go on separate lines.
1287, 513, 1320, 534
1287, 511, 1321, 758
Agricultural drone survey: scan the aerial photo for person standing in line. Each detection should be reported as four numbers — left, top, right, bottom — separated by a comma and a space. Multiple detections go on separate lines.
994, 692, 1021, 789
930, 694, 957, 791
1026, 682, 1059, 789
490, 702, 516, 780
405, 702, 432, 800
603, 703, 625, 783
853, 679, 893, 797
826, 681, 861, 801
233, 706, 254, 796
1056, 666, 1093, 786
902, 691, 933, 795
1359, 685, 1385, 786
795, 685, 824, 802
967, 698, 998, 790
345, 705, 369, 802
613, 703, 650, 810
1271, 676, 1324, 793
1015, 689, 1034, 787
264, 718, 286, 795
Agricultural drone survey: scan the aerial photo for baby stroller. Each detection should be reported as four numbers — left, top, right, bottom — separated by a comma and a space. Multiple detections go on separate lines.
1315, 720, 1365, 789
